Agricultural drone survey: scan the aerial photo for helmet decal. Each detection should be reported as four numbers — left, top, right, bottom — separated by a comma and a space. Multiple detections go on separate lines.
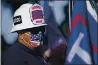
30, 4, 44, 25
13, 15, 22, 25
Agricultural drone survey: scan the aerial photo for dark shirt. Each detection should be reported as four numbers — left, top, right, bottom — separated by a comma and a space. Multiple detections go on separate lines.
2, 43, 46, 65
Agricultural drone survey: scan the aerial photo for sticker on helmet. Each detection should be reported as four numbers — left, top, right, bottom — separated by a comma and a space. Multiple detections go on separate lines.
30, 4, 44, 25
14, 15, 22, 25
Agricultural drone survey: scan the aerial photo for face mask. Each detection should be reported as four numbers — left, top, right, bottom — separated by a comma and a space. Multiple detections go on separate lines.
19, 26, 45, 48
29, 31, 44, 47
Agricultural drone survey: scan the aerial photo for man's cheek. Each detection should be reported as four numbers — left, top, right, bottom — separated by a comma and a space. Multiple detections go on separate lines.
23, 34, 31, 43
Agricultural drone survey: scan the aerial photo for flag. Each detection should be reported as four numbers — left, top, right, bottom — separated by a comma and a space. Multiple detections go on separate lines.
86, 1, 98, 64
40, 2, 68, 65
65, 0, 92, 64
40, 1, 67, 49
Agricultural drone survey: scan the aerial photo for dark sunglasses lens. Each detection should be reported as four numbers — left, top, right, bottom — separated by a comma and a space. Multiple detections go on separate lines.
30, 26, 45, 34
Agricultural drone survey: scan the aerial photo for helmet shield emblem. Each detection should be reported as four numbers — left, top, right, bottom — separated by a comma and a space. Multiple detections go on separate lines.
30, 4, 44, 25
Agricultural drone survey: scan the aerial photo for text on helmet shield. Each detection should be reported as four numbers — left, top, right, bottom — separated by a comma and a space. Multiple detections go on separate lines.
32, 10, 43, 20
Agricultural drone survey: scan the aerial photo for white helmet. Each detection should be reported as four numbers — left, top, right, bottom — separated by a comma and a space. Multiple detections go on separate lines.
10, 3, 47, 32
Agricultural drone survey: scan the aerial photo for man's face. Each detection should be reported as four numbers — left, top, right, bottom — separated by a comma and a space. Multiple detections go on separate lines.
18, 26, 45, 48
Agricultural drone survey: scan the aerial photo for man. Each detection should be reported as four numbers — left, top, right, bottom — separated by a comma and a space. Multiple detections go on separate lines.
2, 3, 50, 65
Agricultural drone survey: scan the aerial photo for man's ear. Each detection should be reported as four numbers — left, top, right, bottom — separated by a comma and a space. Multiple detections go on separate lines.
18, 33, 26, 45
18, 32, 24, 40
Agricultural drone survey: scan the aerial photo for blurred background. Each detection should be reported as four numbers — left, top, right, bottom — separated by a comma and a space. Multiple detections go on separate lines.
1, 0, 69, 65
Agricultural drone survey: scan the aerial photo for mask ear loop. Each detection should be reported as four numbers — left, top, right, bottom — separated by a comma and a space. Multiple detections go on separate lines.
19, 35, 34, 48
40, 31, 44, 45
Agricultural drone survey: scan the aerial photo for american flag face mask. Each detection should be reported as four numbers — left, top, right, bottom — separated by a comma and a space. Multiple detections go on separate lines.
29, 31, 43, 47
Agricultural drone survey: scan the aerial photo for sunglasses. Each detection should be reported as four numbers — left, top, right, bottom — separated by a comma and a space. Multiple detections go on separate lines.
18, 26, 45, 34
